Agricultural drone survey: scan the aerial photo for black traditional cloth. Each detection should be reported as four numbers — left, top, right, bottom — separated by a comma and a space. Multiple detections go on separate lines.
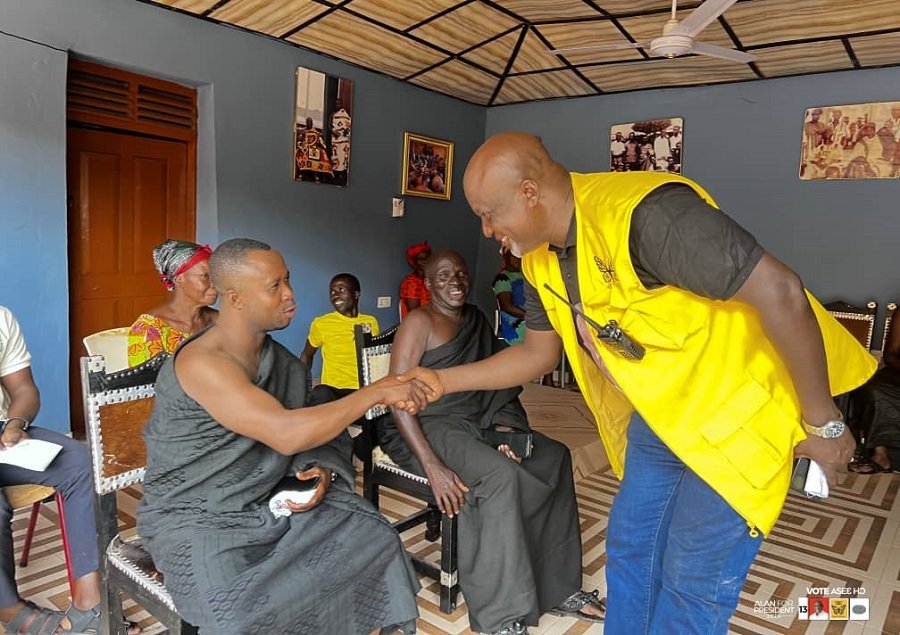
855, 366, 900, 466
378, 304, 583, 633
137, 334, 419, 635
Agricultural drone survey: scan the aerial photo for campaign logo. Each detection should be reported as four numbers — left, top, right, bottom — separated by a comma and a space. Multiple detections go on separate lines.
752, 599, 794, 619
798, 595, 869, 621
830, 598, 849, 621
849, 598, 870, 621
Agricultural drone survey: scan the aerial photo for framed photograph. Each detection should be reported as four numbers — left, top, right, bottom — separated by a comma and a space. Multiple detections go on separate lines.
610, 118, 683, 174
800, 101, 900, 180
401, 132, 453, 200
293, 65, 354, 186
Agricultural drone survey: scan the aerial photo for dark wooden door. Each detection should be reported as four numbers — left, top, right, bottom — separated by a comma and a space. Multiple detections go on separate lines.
67, 128, 192, 433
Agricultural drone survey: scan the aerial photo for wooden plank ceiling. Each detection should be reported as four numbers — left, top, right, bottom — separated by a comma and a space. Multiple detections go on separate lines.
141, 0, 900, 106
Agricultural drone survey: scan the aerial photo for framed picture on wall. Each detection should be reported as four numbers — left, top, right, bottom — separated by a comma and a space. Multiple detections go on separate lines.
610, 118, 683, 174
800, 101, 900, 180
401, 132, 453, 200
293, 65, 354, 186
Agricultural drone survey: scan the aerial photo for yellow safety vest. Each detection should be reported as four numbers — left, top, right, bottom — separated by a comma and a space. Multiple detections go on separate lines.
523, 172, 876, 534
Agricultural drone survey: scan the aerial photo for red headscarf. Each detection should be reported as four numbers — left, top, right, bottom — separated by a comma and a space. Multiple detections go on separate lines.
406, 241, 431, 269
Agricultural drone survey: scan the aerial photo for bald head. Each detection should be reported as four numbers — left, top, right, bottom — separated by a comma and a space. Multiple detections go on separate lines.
463, 132, 574, 253
424, 249, 466, 281
464, 133, 553, 202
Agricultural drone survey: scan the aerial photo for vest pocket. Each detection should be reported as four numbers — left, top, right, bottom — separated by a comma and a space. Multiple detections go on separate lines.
615, 306, 687, 352
698, 379, 792, 489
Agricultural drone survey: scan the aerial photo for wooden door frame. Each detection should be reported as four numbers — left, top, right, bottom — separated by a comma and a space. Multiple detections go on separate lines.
66, 58, 198, 435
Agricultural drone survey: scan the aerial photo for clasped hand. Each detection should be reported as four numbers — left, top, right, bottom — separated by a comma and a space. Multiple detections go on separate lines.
0, 425, 28, 449
794, 429, 855, 488
282, 466, 331, 513
373, 367, 444, 414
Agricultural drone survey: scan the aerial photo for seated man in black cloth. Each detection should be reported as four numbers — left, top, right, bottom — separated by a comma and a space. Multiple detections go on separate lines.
379, 249, 604, 635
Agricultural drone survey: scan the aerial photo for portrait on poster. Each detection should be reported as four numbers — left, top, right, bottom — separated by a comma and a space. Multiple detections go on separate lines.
799, 101, 900, 180
293, 65, 354, 186
610, 118, 683, 174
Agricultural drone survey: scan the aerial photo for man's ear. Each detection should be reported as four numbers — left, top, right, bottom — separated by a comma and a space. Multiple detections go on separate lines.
225, 288, 242, 309
521, 179, 540, 208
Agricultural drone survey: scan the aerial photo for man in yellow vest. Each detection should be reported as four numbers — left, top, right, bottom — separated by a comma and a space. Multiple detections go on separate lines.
417, 132, 875, 634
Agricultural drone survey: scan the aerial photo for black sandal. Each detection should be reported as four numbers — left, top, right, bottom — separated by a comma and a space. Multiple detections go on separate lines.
548, 589, 606, 623
848, 459, 892, 474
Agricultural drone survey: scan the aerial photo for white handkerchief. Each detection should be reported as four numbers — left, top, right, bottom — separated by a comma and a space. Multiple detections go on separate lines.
268, 489, 316, 518
804, 460, 830, 499
0, 439, 63, 472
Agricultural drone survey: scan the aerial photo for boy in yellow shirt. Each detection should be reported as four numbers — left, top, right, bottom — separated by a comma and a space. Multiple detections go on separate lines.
300, 273, 379, 402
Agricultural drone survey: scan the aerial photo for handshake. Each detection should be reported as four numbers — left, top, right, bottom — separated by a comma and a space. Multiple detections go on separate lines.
369, 367, 445, 414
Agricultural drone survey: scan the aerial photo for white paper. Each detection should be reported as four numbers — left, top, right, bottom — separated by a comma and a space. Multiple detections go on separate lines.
0, 439, 63, 471
804, 460, 830, 499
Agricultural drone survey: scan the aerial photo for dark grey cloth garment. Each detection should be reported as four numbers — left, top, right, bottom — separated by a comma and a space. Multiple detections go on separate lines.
855, 366, 900, 462
378, 305, 583, 633
137, 334, 419, 635
524, 183, 764, 330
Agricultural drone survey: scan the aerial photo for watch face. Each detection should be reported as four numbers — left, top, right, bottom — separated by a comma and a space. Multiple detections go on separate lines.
823, 421, 845, 438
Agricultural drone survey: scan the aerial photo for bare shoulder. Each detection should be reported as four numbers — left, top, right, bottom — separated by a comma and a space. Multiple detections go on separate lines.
175, 337, 246, 402
399, 307, 433, 335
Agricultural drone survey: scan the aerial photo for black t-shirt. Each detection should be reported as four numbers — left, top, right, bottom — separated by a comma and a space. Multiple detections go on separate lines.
524, 184, 764, 330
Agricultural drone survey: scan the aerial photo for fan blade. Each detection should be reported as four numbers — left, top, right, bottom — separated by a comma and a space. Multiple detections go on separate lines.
691, 42, 755, 62
550, 42, 645, 55
672, 0, 738, 38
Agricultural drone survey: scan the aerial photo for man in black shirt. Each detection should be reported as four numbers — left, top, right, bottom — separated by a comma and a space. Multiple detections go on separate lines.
412, 132, 873, 635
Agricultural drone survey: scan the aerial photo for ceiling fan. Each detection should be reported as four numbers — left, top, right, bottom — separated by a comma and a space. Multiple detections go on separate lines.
550, 0, 754, 63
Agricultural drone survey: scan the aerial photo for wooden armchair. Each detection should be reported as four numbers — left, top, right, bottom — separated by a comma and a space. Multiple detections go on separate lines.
824, 300, 878, 351
80, 354, 198, 635
881, 302, 896, 353
353, 323, 460, 614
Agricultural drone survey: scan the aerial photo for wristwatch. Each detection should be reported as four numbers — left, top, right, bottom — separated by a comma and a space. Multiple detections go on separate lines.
802, 418, 845, 439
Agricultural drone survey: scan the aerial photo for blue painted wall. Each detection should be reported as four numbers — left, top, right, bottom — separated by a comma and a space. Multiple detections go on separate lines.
0, 0, 486, 431
476, 67, 900, 343
0, 34, 68, 430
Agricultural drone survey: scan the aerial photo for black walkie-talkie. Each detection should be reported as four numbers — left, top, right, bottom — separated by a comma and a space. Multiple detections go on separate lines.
543, 284, 645, 361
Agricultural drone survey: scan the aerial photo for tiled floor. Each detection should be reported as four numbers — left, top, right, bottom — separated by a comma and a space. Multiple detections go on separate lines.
5, 385, 900, 634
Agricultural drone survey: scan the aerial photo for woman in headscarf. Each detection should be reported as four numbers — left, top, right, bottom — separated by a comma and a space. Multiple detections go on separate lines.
127, 239, 218, 366
399, 241, 431, 319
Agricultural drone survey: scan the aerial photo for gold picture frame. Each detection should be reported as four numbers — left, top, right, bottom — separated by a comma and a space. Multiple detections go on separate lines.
401, 132, 453, 200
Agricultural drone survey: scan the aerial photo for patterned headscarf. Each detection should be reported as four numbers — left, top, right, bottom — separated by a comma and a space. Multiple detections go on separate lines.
152, 239, 212, 291
406, 241, 432, 269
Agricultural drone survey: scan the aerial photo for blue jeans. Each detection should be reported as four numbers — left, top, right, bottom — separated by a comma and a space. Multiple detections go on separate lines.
604, 414, 763, 634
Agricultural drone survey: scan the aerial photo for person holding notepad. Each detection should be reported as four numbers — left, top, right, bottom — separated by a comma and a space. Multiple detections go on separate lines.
0, 306, 141, 635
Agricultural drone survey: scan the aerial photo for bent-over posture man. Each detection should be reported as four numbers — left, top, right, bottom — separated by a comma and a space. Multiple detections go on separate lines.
381, 250, 603, 635
413, 133, 875, 634
0, 306, 141, 634
137, 239, 433, 635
